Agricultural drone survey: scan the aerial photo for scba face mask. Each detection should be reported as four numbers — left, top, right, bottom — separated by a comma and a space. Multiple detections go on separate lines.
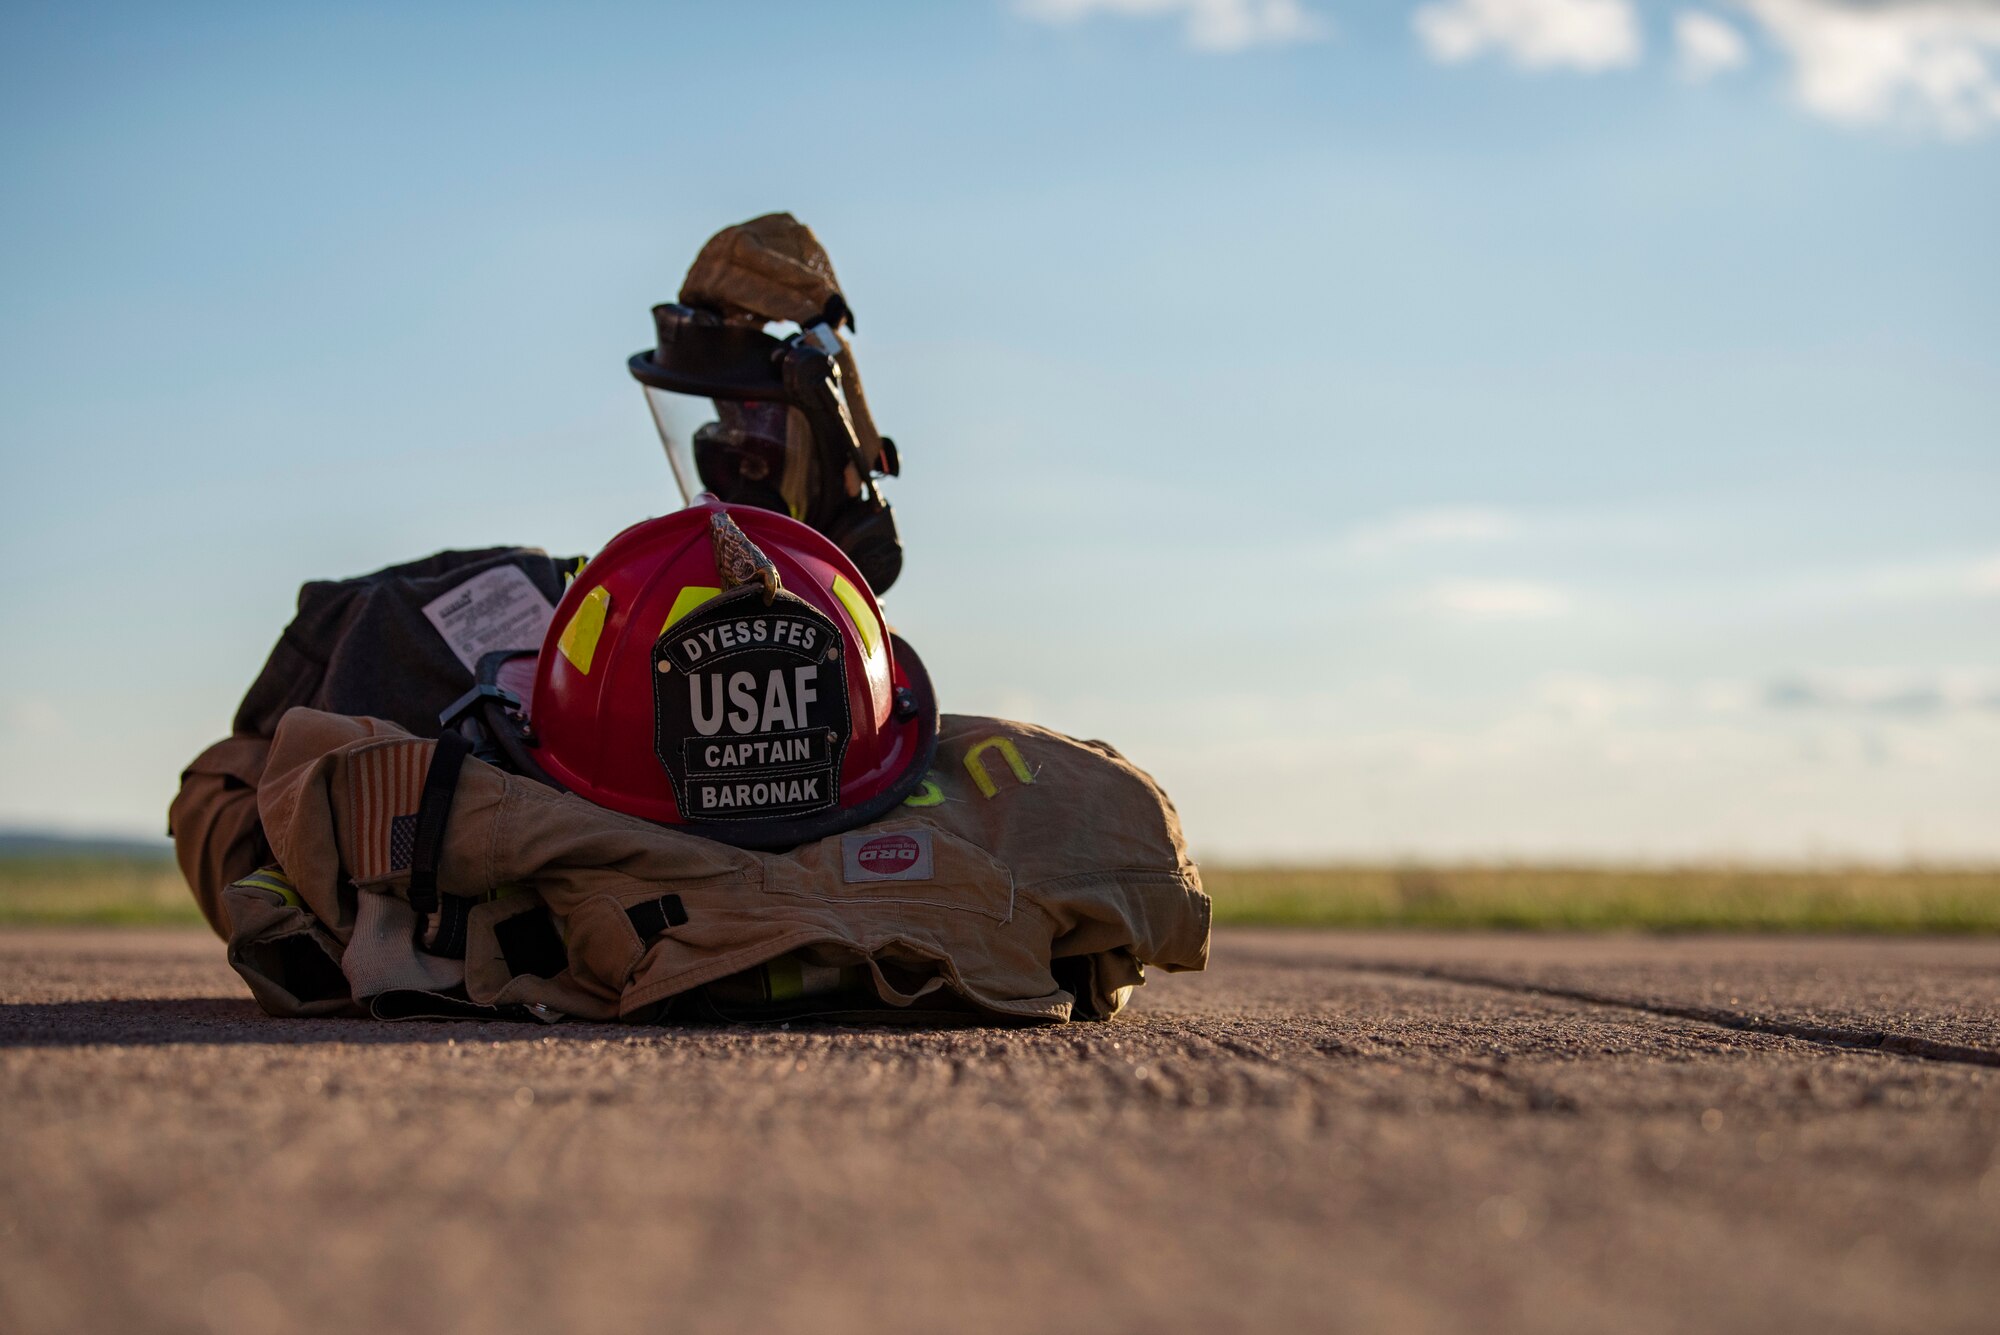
528, 497, 937, 851
634, 303, 904, 597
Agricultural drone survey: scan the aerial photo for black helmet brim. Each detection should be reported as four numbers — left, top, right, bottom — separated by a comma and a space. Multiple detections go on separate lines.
628, 302, 793, 403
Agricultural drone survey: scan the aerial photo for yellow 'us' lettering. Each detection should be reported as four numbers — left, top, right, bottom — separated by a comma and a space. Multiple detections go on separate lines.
963, 737, 1033, 799
903, 772, 945, 807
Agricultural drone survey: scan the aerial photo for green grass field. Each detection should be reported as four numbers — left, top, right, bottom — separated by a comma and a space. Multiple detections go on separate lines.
4, 855, 1997, 933
1203, 864, 2000, 933
0, 856, 206, 927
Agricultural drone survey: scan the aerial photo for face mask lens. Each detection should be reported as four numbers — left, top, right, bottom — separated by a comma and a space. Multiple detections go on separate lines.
643, 385, 702, 506
716, 399, 787, 447
687, 402, 791, 513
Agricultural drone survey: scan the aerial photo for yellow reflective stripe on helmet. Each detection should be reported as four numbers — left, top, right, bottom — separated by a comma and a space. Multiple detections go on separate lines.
558, 586, 611, 674
662, 585, 721, 633
830, 574, 879, 657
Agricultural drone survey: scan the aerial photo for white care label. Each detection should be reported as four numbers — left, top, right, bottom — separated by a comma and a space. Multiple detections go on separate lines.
422, 565, 556, 673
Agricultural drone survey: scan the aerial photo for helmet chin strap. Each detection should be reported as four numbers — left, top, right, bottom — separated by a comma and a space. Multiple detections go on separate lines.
438, 652, 565, 794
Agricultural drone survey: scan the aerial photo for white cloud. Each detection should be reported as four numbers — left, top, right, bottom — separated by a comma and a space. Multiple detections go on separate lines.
1418, 578, 1572, 619
1677, 9, 1753, 78
1343, 506, 1518, 555
1528, 670, 2000, 721
1413, 0, 1643, 71
1154, 691, 2000, 861
1763, 668, 2000, 715
1536, 673, 1671, 721
1735, 0, 2000, 135
1017, 0, 2000, 136
1017, 0, 1331, 51
3, 699, 70, 741
1854, 551, 2000, 600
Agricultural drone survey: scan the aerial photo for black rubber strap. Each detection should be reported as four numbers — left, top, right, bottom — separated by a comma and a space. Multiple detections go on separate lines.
407, 731, 472, 916
494, 907, 567, 979
427, 893, 475, 961
626, 895, 689, 940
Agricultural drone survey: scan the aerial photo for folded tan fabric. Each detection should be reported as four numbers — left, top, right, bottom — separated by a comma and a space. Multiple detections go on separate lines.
224, 708, 1206, 1024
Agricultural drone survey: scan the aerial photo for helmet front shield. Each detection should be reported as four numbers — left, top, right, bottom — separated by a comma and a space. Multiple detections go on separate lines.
641, 384, 701, 508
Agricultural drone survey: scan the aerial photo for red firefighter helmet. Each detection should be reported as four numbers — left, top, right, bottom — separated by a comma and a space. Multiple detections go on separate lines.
528, 496, 937, 850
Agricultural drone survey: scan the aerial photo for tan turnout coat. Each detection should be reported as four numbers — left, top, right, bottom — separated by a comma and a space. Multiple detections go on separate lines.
177, 709, 1210, 1024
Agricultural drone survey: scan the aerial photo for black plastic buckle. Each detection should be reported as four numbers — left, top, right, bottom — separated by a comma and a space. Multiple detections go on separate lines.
439, 683, 525, 732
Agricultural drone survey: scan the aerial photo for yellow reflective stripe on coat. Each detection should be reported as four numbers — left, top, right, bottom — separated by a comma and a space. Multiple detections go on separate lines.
903, 772, 945, 807
235, 867, 302, 909
764, 955, 805, 1001
964, 737, 1034, 798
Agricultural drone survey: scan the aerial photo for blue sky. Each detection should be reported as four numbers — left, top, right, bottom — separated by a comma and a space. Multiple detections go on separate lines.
2, 0, 1995, 860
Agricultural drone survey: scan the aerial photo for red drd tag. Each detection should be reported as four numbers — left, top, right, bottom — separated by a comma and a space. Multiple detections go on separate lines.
841, 829, 934, 882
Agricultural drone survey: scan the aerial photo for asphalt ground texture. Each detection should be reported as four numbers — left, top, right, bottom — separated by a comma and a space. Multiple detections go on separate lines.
3, 929, 1997, 1335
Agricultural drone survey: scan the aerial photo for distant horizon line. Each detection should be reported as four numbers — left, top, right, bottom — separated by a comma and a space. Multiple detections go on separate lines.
2, 823, 1994, 872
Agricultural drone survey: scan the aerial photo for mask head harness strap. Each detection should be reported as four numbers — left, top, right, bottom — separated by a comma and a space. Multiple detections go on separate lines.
631, 214, 904, 593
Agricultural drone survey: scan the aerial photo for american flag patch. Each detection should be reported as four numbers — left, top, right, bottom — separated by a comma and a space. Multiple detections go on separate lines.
346, 740, 434, 882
